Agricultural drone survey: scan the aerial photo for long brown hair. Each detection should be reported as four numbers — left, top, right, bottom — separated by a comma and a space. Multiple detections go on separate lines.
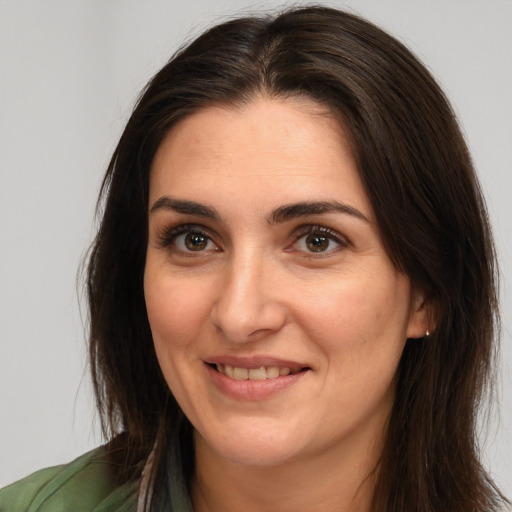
87, 6, 507, 511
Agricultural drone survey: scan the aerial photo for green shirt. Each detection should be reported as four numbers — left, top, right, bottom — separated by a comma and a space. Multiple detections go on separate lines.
0, 448, 140, 511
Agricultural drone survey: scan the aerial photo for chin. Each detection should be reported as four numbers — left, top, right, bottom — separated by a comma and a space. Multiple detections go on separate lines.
214, 441, 299, 468
196, 419, 308, 467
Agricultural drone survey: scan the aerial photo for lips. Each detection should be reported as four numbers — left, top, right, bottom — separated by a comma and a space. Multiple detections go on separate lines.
205, 357, 310, 399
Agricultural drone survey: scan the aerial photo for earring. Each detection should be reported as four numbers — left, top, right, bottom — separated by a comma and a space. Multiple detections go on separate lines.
425, 330, 430, 337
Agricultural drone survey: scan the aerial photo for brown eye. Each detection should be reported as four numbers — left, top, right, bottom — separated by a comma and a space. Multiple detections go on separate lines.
305, 234, 330, 252
290, 227, 346, 255
184, 232, 209, 251
160, 225, 219, 254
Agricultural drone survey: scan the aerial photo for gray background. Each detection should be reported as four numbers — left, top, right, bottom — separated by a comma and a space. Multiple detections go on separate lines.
1, 0, 511, 496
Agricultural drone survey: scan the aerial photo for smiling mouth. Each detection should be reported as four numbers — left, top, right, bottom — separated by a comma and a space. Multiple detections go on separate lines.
210, 363, 308, 381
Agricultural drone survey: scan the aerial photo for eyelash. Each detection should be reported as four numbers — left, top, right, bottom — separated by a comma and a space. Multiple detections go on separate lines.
157, 223, 350, 255
289, 225, 350, 256
157, 224, 216, 252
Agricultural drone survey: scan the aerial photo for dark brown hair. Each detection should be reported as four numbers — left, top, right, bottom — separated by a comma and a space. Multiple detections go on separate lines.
87, 5, 507, 511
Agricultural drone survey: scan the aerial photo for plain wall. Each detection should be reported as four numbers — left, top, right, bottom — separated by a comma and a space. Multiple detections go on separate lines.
1, 0, 511, 496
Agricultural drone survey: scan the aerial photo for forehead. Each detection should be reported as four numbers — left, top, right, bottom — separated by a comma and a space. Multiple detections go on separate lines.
149, 96, 372, 219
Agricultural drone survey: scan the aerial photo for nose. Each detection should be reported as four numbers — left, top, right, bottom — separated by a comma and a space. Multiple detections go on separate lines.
210, 252, 287, 343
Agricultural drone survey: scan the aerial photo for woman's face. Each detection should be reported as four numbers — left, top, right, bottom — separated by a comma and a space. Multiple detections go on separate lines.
144, 97, 427, 468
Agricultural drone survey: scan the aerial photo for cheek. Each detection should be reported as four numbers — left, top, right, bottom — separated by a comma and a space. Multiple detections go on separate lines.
299, 275, 410, 427
302, 277, 404, 333
144, 268, 216, 405
297, 270, 411, 370
144, 267, 213, 353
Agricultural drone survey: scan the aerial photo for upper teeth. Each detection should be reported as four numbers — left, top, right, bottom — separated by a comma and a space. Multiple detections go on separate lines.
216, 364, 295, 380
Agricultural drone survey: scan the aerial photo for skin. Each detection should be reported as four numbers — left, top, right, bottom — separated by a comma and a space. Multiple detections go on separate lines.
144, 96, 428, 512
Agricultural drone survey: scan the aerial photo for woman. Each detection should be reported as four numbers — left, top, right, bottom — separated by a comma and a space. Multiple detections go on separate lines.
0, 5, 508, 512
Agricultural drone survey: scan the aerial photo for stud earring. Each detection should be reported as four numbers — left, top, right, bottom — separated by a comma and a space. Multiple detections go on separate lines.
425, 330, 430, 337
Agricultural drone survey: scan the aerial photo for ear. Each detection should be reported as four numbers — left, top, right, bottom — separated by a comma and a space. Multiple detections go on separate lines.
406, 290, 435, 339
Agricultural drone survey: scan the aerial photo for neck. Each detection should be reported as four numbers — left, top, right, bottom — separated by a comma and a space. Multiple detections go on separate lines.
191, 430, 381, 512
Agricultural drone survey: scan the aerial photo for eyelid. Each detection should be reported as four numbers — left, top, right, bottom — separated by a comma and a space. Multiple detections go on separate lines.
155, 222, 350, 255
293, 224, 348, 242
288, 224, 351, 254
156, 223, 220, 251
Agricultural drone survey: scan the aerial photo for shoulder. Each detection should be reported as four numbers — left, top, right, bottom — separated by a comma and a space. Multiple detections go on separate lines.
0, 447, 138, 512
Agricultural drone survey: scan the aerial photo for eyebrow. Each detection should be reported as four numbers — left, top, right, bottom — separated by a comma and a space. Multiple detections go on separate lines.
268, 201, 369, 224
149, 196, 368, 224
149, 197, 221, 220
